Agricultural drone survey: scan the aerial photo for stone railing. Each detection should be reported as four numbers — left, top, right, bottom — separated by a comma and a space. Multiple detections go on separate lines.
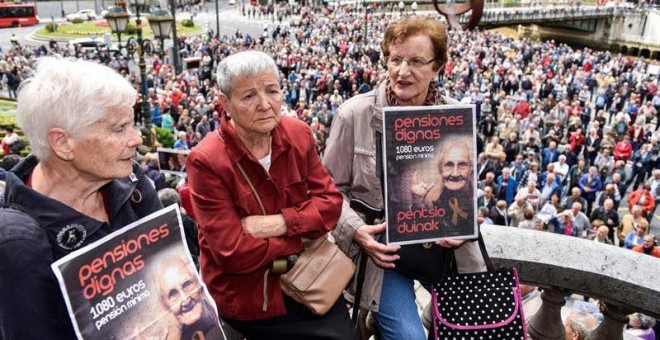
481, 224, 660, 340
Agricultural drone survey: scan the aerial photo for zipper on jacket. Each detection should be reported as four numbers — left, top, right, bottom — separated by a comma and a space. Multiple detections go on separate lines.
262, 269, 270, 312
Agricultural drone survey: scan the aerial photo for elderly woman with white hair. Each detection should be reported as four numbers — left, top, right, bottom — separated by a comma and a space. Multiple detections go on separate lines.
0, 57, 162, 339
186, 51, 355, 339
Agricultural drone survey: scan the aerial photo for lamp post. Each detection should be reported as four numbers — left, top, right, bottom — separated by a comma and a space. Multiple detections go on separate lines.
215, 0, 220, 38
128, 0, 156, 147
169, 0, 181, 75
399, 0, 405, 16
147, 9, 174, 59
107, 0, 168, 148
363, 0, 368, 39
104, 6, 129, 49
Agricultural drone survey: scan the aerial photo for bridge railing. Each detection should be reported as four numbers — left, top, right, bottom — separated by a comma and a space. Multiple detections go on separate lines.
481, 224, 660, 340
471, 5, 619, 24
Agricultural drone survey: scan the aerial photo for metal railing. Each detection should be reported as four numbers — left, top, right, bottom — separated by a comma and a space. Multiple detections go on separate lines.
467, 5, 622, 25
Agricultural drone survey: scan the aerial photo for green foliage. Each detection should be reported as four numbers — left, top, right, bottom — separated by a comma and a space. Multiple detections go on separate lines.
156, 127, 174, 148
71, 17, 85, 24
45, 22, 58, 33
0, 99, 18, 131
502, 0, 522, 6
126, 22, 137, 35
181, 18, 194, 27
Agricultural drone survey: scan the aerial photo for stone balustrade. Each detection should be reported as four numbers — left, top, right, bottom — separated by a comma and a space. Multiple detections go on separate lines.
481, 224, 660, 339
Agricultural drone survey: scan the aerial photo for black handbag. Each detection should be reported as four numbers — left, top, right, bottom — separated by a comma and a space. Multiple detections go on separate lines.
375, 130, 455, 284
392, 242, 453, 284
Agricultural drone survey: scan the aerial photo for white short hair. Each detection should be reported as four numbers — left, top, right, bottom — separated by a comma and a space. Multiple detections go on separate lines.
17, 57, 136, 161
216, 51, 280, 98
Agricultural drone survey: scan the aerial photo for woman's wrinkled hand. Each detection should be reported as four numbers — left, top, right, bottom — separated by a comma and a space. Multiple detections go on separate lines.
354, 222, 400, 269
241, 215, 288, 238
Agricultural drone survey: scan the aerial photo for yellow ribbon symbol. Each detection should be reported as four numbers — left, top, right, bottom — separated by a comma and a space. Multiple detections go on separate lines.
448, 198, 468, 225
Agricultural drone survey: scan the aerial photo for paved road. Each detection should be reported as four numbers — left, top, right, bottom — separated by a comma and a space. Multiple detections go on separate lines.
0, 1, 271, 51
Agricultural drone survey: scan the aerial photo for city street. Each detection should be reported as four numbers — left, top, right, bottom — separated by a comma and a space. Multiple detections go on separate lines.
0, 2, 271, 51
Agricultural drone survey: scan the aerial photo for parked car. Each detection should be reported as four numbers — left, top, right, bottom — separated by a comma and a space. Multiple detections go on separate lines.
68, 37, 120, 57
65, 9, 98, 21
100, 6, 133, 18
69, 37, 105, 51
228, 0, 237, 5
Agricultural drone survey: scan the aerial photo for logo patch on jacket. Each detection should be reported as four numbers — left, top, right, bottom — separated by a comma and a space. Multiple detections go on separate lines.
56, 224, 87, 250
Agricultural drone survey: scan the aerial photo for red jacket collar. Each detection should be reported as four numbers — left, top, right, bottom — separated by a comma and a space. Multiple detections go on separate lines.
218, 112, 292, 165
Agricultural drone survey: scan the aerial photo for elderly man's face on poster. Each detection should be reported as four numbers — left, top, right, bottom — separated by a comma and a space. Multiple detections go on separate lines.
440, 145, 471, 191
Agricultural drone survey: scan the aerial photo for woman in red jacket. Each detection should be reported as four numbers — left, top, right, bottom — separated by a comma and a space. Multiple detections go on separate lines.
614, 135, 633, 162
186, 51, 355, 340
627, 185, 656, 218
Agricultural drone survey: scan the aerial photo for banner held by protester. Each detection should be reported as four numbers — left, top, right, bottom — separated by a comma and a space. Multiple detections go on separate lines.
383, 104, 478, 245
52, 204, 226, 340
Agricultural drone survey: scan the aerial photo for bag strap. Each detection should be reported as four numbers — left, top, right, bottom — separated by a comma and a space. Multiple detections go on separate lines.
217, 129, 267, 216
477, 231, 495, 271
236, 162, 267, 216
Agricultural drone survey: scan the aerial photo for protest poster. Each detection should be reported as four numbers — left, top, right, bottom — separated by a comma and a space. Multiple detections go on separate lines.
157, 147, 190, 177
51, 204, 226, 340
382, 105, 478, 245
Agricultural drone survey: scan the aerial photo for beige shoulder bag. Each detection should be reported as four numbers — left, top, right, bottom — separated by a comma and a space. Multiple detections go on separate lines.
235, 162, 355, 316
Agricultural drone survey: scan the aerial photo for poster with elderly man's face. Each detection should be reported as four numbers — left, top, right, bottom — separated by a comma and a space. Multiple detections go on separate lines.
383, 105, 478, 245
52, 205, 227, 340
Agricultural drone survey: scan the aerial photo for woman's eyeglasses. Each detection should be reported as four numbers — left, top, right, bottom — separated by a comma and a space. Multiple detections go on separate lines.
387, 56, 437, 69
442, 161, 470, 173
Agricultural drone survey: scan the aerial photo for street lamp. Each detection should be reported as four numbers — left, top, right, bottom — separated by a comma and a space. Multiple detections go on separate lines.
169, 0, 181, 75
363, 0, 368, 39
125, 0, 157, 148
147, 9, 174, 58
399, 1, 405, 16
104, 6, 129, 49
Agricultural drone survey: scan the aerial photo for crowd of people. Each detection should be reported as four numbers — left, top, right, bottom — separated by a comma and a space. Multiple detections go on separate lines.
0, 2, 659, 339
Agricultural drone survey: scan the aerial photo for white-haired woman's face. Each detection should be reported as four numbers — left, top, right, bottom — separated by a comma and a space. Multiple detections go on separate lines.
223, 71, 283, 137
71, 108, 141, 181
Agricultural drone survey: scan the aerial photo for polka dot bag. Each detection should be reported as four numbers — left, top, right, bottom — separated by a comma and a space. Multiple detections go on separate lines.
431, 267, 527, 339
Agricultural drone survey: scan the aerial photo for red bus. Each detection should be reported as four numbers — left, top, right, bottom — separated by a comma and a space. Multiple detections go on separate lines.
0, 3, 38, 28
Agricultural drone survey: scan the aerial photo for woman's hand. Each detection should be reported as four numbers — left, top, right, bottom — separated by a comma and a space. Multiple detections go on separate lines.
354, 222, 400, 269
162, 324, 182, 340
434, 238, 466, 248
241, 215, 288, 239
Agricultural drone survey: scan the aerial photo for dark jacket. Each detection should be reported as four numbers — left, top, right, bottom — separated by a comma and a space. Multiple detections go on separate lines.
0, 156, 161, 339
144, 163, 167, 191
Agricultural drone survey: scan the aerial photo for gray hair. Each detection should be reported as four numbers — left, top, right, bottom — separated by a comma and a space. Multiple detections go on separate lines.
629, 313, 656, 329
17, 57, 137, 162
216, 51, 280, 98
566, 311, 598, 339
158, 188, 180, 208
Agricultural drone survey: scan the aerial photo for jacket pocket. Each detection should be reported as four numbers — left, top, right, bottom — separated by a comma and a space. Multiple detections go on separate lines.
353, 149, 380, 193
